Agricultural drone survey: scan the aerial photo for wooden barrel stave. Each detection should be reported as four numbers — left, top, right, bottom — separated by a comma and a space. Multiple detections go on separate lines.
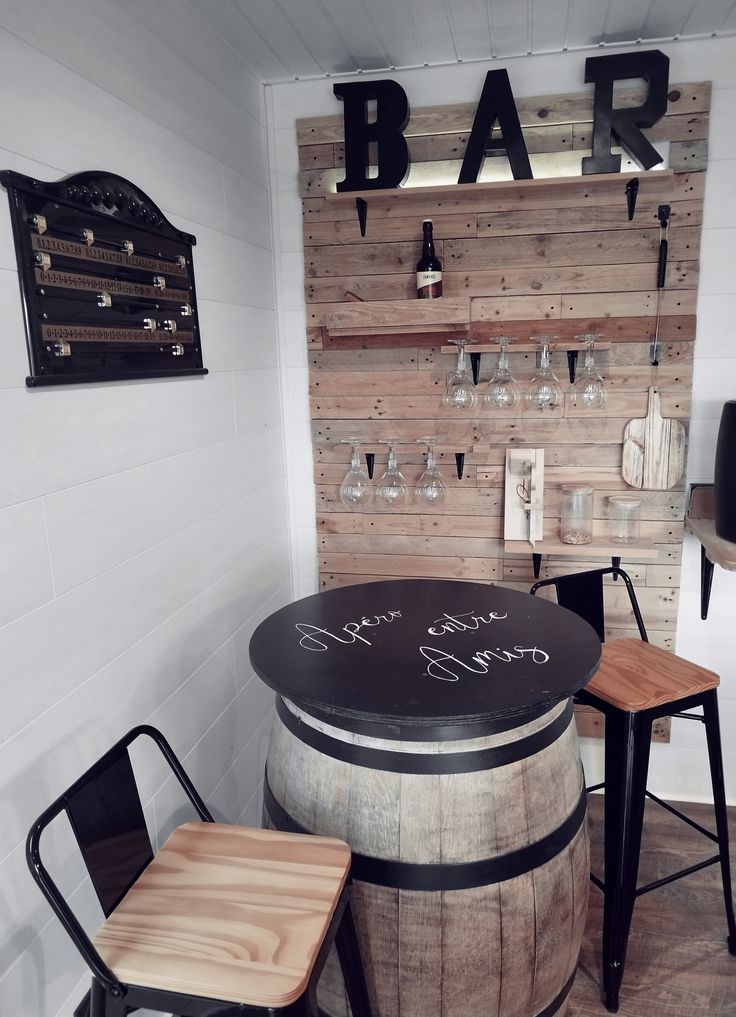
265, 698, 588, 1017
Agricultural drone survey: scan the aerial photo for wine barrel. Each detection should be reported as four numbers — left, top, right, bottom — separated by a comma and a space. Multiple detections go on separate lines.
264, 695, 588, 1017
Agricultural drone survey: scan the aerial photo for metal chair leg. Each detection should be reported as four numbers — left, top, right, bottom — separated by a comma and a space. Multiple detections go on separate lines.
335, 899, 373, 1017
702, 690, 736, 953
701, 546, 715, 620
601, 709, 653, 1012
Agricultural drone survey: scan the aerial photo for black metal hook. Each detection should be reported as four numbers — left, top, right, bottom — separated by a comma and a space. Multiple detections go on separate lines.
356, 197, 368, 237
469, 352, 481, 386
364, 452, 374, 479
625, 177, 640, 221
567, 349, 579, 384
455, 452, 465, 480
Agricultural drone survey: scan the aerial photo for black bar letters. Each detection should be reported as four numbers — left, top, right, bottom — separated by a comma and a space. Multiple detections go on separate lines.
582, 50, 670, 175
333, 80, 410, 191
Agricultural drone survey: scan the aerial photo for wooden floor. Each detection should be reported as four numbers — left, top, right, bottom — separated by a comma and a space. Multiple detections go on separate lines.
568, 796, 736, 1017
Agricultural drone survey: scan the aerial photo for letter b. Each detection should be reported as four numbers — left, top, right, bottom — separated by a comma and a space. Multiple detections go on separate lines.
334, 80, 410, 191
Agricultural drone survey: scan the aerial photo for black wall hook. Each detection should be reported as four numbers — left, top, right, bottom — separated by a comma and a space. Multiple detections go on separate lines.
356, 197, 368, 237
455, 452, 466, 480
567, 349, 579, 384
469, 351, 481, 385
364, 451, 375, 479
625, 177, 640, 221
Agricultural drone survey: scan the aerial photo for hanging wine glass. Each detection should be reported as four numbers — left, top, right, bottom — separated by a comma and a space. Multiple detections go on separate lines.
416, 438, 447, 506
525, 336, 563, 412
339, 438, 373, 507
376, 438, 408, 507
571, 333, 606, 409
484, 336, 520, 409
444, 339, 476, 410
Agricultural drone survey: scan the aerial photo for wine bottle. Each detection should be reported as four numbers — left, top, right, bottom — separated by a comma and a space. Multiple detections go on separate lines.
416, 219, 442, 298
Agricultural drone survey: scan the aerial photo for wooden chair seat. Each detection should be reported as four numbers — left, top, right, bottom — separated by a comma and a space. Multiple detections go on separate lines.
587, 638, 720, 712
93, 822, 351, 1008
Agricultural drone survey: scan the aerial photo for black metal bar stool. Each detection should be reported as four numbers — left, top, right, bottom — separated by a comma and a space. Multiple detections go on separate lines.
531, 567, 736, 1012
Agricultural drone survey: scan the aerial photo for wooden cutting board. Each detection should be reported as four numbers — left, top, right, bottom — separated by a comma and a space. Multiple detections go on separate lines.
622, 386, 686, 490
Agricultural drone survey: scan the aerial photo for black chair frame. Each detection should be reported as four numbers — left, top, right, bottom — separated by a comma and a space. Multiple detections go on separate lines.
27, 724, 372, 1017
530, 567, 736, 1012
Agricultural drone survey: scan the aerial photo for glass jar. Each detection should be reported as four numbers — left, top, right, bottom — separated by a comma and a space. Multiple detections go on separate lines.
560, 484, 594, 544
609, 496, 641, 544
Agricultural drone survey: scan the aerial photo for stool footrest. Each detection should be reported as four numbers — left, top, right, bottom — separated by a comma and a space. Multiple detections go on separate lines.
635, 854, 722, 897
645, 790, 719, 843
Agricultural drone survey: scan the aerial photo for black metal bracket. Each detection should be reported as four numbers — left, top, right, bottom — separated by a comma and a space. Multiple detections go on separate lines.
364, 452, 375, 479
469, 351, 481, 385
356, 197, 368, 237
567, 350, 578, 384
455, 452, 465, 480
625, 177, 640, 221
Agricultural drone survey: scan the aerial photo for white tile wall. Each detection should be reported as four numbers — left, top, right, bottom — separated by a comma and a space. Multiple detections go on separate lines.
0, 5, 289, 1015
267, 37, 736, 801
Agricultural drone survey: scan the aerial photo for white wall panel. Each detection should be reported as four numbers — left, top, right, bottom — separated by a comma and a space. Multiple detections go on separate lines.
0, 499, 53, 627
0, 0, 267, 185
0, 3, 287, 1013
0, 270, 33, 389
43, 430, 283, 594
3, 482, 288, 742
0, 541, 289, 863
0, 374, 235, 508
233, 367, 284, 432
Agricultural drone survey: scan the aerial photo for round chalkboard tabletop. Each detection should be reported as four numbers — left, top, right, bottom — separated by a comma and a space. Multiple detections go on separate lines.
249, 579, 601, 739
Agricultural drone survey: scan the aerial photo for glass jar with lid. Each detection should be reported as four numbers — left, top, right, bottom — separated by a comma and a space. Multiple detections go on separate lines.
609, 496, 641, 544
560, 484, 594, 544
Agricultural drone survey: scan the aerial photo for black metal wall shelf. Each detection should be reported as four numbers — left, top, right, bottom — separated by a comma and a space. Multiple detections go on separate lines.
0, 170, 207, 387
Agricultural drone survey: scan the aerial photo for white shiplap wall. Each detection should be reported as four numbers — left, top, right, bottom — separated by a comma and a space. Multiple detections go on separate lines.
0, 3, 289, 1014
267, 37, 736, 803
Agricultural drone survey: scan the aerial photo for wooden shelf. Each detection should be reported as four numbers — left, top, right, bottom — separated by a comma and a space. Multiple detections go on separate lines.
324, 298, 470, 337
323, 170, 674, 206
441, 341, 613, 354
504, 538, 659, 560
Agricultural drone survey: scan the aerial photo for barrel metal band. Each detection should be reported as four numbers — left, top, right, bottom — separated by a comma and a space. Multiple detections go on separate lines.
263, 775, 586, 891
276, 696, 574, 775
537, 968, 577, 1017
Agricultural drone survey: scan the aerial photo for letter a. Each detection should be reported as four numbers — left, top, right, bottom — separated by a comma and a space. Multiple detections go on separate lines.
458, 69, 532, 183
582, 49, 669, 174
334, 80, 410, 191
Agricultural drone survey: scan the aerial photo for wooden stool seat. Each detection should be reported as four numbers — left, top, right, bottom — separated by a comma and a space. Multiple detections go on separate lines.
93, 822, 351, 1008
587, 638, 720, 712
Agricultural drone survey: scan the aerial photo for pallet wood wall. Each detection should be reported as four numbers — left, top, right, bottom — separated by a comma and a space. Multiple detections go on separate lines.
297, 80, 710, 735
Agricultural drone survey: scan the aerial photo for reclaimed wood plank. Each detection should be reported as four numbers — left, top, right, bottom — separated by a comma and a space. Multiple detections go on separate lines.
296, 83, 711, 143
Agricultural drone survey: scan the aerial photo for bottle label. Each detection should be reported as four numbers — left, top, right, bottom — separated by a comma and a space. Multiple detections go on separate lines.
417, 270, 442, 298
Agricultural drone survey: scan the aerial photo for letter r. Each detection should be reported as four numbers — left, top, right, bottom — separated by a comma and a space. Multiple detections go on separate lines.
582, 49, 669, 174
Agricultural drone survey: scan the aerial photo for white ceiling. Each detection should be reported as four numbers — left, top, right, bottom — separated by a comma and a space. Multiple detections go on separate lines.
190, 0, 736, 83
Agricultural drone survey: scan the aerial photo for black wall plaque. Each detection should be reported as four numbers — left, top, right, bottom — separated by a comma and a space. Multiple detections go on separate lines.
0, 170, 207, 387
